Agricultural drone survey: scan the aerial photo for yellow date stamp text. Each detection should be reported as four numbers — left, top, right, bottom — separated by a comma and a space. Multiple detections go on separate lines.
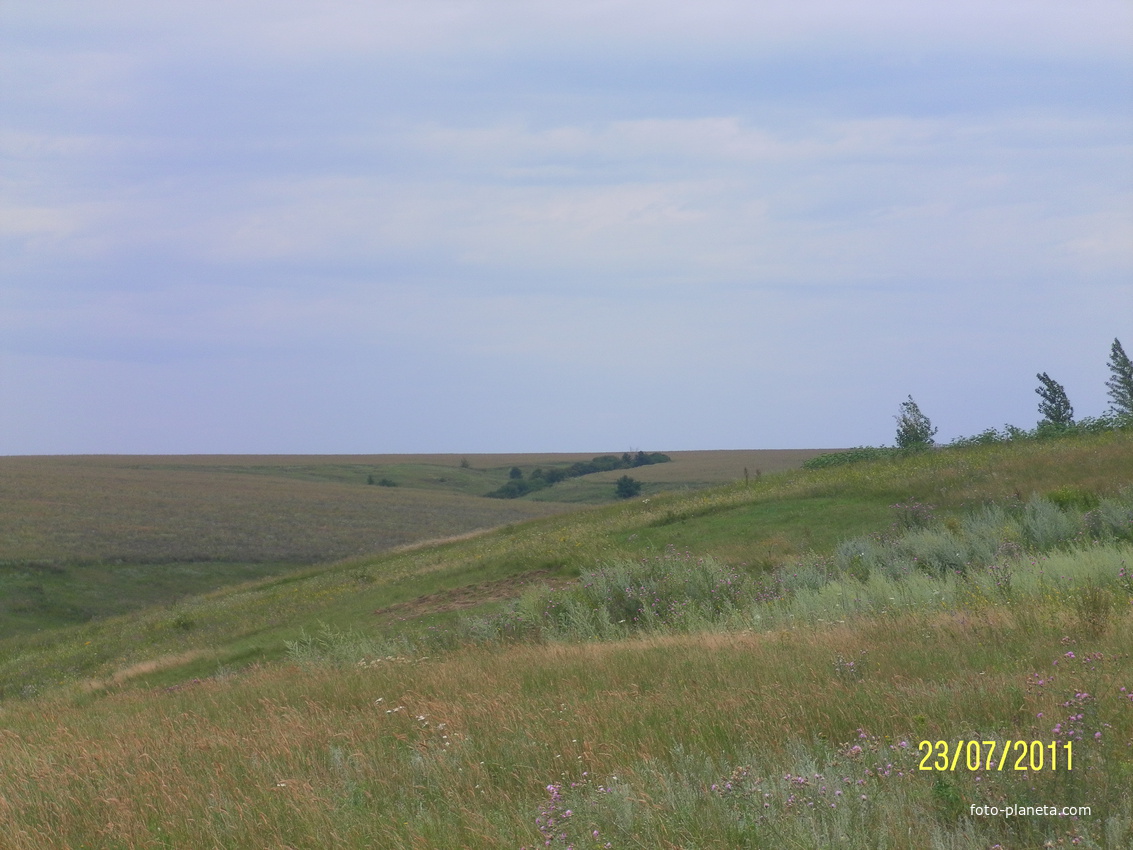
918, 740, 1072, 772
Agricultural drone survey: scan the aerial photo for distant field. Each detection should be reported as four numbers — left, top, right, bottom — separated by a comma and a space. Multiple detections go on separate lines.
0, 449, 830, 564
0, 449, 828, 634
0, 455, 559, 565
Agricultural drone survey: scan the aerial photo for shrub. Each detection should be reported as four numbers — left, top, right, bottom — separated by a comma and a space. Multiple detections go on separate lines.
486, 479, 543, 499
1021, 497, 1077, 549
1045, 487, 1100, 512
891, 499, 936, 530
803, 447, 898, 469
615, 475, 642, 499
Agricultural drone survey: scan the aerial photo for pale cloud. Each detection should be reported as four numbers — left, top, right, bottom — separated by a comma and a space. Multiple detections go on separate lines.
6, 1, 1131, 71
1059, 207, 1133, 271
1, 0, 1129, 452
174, 0, 1133, 59
163, 109, 1131, 287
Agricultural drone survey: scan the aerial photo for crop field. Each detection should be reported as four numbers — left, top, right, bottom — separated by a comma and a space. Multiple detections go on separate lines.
1, 431, 1132, 848
0, 450, 831, 563
0, 455, 561, 636
0, 450, 828, 635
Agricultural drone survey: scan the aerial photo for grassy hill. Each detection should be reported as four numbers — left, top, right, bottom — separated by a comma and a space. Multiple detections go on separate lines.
1, 432, 1131, 848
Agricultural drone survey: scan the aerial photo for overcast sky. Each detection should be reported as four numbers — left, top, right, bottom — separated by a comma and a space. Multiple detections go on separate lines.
2, 1, 1131, 454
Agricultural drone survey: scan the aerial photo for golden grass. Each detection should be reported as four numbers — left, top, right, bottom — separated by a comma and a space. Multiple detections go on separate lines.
3, 598, 1128, 848
81, 650, 215, 692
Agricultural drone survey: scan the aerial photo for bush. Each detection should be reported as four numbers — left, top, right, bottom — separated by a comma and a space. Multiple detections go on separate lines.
486, 479, 543, 499
1045, 487, 1100, 512
615, 475, 642, 499
523, 550, 749, 639
803, 447, 900, 469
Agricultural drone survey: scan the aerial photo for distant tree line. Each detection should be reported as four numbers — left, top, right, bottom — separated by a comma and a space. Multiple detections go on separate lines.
806, 337, 1132, 469
487, 451, 670, 499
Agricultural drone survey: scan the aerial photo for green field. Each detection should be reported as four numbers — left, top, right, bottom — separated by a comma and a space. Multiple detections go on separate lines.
1, 433, 1132, 848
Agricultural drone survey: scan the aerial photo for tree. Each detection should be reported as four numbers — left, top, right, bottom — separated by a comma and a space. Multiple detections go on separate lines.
508, 466, 523, 480
614, 475, 642, 499
1105, 338, 1133, 418
894, 395, 937, 449
1035, 372, 1074, 427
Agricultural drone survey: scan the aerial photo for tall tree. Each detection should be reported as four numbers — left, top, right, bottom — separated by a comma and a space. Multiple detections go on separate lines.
1105, 338, 1133, 417
1035, 372, 1074, 427
894, 395, 937, 449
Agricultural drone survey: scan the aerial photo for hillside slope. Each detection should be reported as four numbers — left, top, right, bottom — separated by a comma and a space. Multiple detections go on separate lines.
2, 431, 1131, 849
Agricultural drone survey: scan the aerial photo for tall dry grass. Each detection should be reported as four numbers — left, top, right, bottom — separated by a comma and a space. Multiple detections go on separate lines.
3, 592, 1130, 849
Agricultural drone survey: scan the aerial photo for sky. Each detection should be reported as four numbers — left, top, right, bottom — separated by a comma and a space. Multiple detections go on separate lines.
2, 1, 1131, 455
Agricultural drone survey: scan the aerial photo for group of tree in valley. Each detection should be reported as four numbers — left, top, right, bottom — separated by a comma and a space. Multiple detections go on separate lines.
487, 451, 669, 499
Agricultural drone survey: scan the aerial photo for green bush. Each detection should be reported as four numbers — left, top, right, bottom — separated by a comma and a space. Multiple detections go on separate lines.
1045, 487, 1100, 512
615, 475, 642, 499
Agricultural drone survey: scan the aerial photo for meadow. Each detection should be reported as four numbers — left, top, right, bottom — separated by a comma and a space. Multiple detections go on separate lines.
1, 432, 1132, 848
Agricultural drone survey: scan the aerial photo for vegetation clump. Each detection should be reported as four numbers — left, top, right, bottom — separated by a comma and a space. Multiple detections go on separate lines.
894, 395, 937, 449
486, 451, 670, 498
808, 338, 1132, 469
614, 475, 642, 499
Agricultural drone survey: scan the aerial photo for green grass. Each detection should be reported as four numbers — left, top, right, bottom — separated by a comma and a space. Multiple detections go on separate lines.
0, 560, 304, 639
0, 431, 1132, 847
